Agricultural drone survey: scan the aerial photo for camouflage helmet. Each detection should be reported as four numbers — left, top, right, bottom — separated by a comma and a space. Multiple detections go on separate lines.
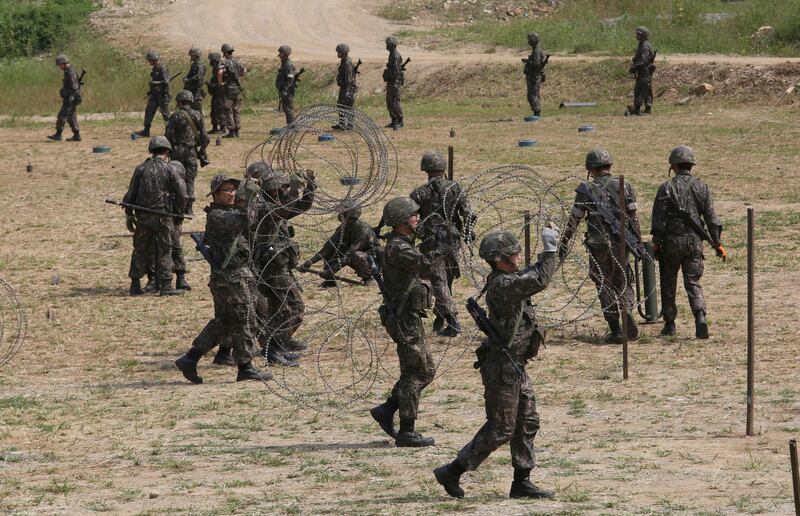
669, 145, 697, 166
585, 148, 614, 170
188, 47, 201, 58
145, 50, 160, 61
278, 45, 292, 55
208, 51, 222, 62
385, 36, 398, 47
261, 171, 288, 191
148, 135, 172, 153
382, 197, 419, 227
527, 32, 540, 44
55, 54, 70, 65
335, 43, 350, 54
337, 200, 362, 221
479, 231, 522, 262
221, 43, 234, 54
420, 151, 447, 173
245, 160, 273, 180
209, 174, 240, 196
176, 90, 194, 103
636, 26, 650, 38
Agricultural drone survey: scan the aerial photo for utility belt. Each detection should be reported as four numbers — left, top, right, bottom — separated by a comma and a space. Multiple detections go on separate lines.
378, 281, 432, 326
474, 324, 544, 370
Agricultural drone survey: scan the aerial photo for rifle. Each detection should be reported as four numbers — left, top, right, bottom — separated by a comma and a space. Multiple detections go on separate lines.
400, 57, 411, 71
190, 232, 220, 270
295, 265, 363, 286
78, 68, 87, 86
575, 182, 650, 262
105, 199, 193, 220
367, 256, 392, 308
145, 72, 182, 98
662, 184, 716, 247
291, 67, 305, 89
353, 59, 363, 75
373, 217, 388, 240
466, 297, 523, 377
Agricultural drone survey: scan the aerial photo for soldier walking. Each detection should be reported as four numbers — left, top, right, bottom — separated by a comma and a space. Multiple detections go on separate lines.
217, 43, 246, 138
558, 149, 642, 343
207, 52, 226, 134
651, 145, 726, 339
629, 26, 655, 116
183, 47, 206, 112
48, 54, 82, 142
333, 43, 357, 130
369, 197, 439, 448
174, 175, 273, 384
275, 45, 298, 125
383, 36, 405, 130
135, 51, 171, 137
410, 151, 475, 337
123, 136, 186, 296
165, 90, 210, 215
523, 32, 548, 117
434, 228, 558, 500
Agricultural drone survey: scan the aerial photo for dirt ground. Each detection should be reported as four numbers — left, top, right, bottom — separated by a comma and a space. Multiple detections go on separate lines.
0, 90, 799, 514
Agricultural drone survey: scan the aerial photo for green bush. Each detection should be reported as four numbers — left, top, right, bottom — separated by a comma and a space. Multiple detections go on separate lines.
0, 0, 97, 58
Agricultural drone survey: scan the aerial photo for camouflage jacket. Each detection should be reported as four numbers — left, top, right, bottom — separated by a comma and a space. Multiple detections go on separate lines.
220, 57, 245, 95
307, 219, 379, 264
184, 61, 206, 97
123, 157, 186, 214
60, 66, 81, 98
384, 49, 403, 83
149, 63, 170, 95
523, 47, 547, 80
565, 173, 640, 247
651, 169, 721, 246
275, 58, 297, 94
337, 56, 357, 93
410, 176, 473, 244
632, 40, 655, 74
165, 106, 209, 157
382, 231, 435, 308
252, 183, 316, 271
204, 202, 258, 272
485, 252, 556, 363
207, 62, 222, 95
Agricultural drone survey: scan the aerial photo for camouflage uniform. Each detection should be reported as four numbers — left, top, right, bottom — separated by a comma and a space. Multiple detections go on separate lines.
523, 33, 547, 116
220, 50, 245, 135
630, 27, 655, 115
144, 61, 171, 130
384, 38, 404, 129
165, 97, 209, 213
275, 52, 297, 125
335, 46, 357, 129
302, 208, 379, 284
183, 50, 206, 111
56, 61, 81, 137
124, 155, 186, 287
207, 53, 226, 132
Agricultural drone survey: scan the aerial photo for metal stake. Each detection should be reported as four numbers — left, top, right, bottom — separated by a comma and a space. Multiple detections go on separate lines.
524, 210, 531, 267
747, 207, 755, 436
619, 175, 629, 380
447, 146, 454, 181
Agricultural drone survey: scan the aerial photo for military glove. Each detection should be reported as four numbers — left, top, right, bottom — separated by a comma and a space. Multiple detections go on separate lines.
541, 224, 560, 253
125, 214, 136, 233
715, 245, 727, 262
241, 177, 261, 200
305, 169, 316, 186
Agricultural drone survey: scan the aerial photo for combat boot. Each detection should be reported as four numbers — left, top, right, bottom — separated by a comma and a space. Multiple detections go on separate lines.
370, 397, 398, 438
604, 315, 623, 344
134, 127, 150, 137
395, 118, 404, 129
212, 346, 235, 366
175, 348, 203, 384
209, 125, 221, 134
143, 272, 158, 293
625, 312, 639, 340
644, 106, 653, 115
432, 314, 445, 334
395, 418, 435, 447
234, 129, 241, 138
47, 132, 62, 141
129, 278, 144, 296
265, 347, 300, 367
320, 279, 337, 288
533, 110, 541, 117
385, 120, 396, 129
631, 107, 642, 116
284, 338, 308, 352
509, 468, 554, 499
222, 129, 236, 139
159, 281, 186, 296
66, 132, 81, 142
437, 315, 462, 338
695, 310, 709, 339
236, 362, 273, 382
661, 320, 676, 336
175, 272, 192, 291
433, 462, 465, 499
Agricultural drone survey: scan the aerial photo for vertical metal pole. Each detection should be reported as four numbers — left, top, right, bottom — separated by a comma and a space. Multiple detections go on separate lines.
619, 176, 629, 380
747, 208, 755, 436
524, 210, 531, 267
447, 146, 454, 181
790, 439, 800, 515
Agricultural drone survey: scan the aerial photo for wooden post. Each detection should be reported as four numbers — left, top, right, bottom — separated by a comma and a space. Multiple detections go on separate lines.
746, 207, 755, 436
619, 176, 629, 380
524, 211, 531, 267
447, 146, 454, 181
790, 439, 800, 515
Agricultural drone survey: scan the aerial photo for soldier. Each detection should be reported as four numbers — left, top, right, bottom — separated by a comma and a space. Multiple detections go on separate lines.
629, 26, 655, 116
275, 45, 297, 125
410, 151, 475, 337
207, 52, 226, 134
369, 197, 440, 448
434, 228, 559, 500
174, 175, 273, 384
123, 136, 186, 296
252, 169, 316, 366
558, 149, 642, 343
165, 89, 210, 215
523, 32, 548, 117
47, 54, 82, 142
333, 43, 357, 130
299, 201, 380, 287
217, 43, 246, 138
651, 145, 726, 339
383, 36, 404, 130
135, 51, 171, 137
183, 47, 206, 112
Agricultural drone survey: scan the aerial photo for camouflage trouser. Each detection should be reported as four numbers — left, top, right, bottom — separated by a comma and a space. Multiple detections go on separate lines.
280, 91, 295, 125
634, 73, 653, 110
658, 234, 706, 321
144, 93, 170, 128
319, 251, 372, 281
337, 88, 355, 128
457, 358, 538, 470
129, 213, 174, 285
224, 92, 242, 131
587, 243, 634, 317
191, 268, 260, 365
384, 310, 436, 420
526, 77, 542, 113
428, 255, 458, 321
210, 93, 226, 128
56, 95, 80, 134
170, 218, 186, 274
260, 269, 305, 345
173, 149, 198, 210
385, 81, 403, 122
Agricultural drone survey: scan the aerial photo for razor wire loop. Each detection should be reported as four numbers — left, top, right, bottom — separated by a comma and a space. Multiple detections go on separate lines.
0, 278, 27, 369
